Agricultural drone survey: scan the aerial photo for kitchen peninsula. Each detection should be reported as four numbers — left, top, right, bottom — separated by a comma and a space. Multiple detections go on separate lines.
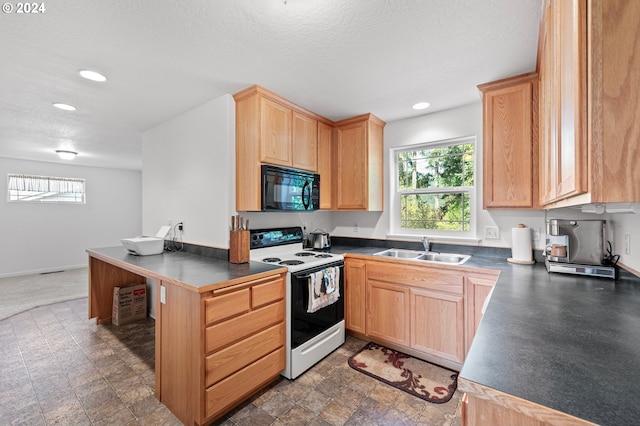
87, 246, 287, 426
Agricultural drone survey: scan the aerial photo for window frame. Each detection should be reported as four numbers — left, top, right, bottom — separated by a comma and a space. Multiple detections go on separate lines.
389, 135, 477, 239
7, 173, 87, 204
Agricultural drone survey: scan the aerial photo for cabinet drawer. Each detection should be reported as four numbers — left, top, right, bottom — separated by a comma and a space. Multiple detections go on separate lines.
252, 277, 284, 308
205, 323, 284, 387
205, 300, 285, 354
205, 288, 250, 325
367, 262, 464, 294
205, 347, 285, 420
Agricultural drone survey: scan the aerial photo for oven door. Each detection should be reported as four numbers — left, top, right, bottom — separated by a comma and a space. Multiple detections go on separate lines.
290, 261, 344, 349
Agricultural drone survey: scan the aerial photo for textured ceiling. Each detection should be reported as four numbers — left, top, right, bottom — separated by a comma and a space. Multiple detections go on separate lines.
0, 0, 542, 170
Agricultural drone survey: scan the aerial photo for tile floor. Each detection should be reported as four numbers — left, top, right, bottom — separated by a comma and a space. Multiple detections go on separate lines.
0, 298, 463, 425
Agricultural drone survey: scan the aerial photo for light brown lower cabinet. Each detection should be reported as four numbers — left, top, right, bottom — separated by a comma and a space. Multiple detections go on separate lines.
367, 279, 411, 347
411, 288, 465, 364
345, 256, 493, 370
459, 380, 597, 426
158, 272, 286, 426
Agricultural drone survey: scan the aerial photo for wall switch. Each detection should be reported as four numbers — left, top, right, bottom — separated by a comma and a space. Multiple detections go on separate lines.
160, 286, 166, 304
484, 226, 500, 240
625, 234, 631, 255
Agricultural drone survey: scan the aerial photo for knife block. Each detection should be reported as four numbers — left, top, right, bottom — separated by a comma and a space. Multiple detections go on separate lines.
229, 230, 250, 264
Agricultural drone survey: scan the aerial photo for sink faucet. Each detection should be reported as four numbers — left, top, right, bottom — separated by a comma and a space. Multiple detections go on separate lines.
422, 236, 431, 252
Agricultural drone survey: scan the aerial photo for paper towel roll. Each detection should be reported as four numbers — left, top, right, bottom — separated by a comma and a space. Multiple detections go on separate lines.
509, 225, 534, 264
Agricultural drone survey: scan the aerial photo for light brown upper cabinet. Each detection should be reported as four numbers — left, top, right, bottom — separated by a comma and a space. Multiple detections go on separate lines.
234, 86, 328, 211
538, 0, 640, 207
479, 72, 539, 209
334, 114, 385, 211
317, 121, 334, 210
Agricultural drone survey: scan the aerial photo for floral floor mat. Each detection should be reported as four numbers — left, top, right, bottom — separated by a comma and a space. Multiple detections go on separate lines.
348, 342, 458, 403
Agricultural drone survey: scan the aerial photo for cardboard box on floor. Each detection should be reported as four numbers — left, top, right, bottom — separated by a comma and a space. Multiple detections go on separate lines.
112, 283, 147, 326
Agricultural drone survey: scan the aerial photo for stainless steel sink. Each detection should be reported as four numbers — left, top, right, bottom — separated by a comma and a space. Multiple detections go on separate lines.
373, 248, 424, 259
417, 253, 470, 264
373, 248, 471, 265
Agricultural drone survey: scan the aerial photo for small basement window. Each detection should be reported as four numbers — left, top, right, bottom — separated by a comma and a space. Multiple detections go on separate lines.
7, 174, 86, 204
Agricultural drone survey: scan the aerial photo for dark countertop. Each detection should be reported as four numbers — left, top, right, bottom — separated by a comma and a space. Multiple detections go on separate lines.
87, 246, 286, 293
330, 243, 640, 426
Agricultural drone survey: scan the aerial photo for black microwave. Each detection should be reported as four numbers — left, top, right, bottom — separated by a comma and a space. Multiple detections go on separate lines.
262, 165, 320, 211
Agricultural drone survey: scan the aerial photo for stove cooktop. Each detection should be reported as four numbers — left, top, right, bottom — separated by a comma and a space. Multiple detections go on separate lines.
249, 226, 342, 272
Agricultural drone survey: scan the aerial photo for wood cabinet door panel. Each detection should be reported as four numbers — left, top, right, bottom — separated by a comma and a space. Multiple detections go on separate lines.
366, 280, 410, 346
411, 288, 465, 364
336, 121, 367, 209
481, 76, 536, 208
317, 121, 333, 209
345, 259, 367, 334
260, 97, 291, 166
465, 275, 497, 352
292, 112, 318, 171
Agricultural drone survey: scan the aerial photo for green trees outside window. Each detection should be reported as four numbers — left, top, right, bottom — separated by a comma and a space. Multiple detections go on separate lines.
397, 141, 474, 231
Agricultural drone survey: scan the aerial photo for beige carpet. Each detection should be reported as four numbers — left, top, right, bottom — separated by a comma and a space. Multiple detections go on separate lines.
0, 268, 88, 320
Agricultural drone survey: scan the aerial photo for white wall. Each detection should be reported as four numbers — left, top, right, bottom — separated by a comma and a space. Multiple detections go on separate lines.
141, 94, 236, 248
610, 212, 640, 272
0, 157, 141, 277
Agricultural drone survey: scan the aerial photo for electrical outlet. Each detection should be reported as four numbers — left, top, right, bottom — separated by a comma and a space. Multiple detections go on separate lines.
354, 223, 359, 233
178, 221, 184, 232
484, 226, 500, 240
625, 234, 631, 255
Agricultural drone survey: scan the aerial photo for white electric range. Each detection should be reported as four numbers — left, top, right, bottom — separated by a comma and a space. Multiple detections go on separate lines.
250, 227, 345, 379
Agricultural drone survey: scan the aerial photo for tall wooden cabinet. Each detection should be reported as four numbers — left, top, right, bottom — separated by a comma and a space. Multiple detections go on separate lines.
538, 0, 640, 207
479, 72, 539, 209
334, 114, 385, 211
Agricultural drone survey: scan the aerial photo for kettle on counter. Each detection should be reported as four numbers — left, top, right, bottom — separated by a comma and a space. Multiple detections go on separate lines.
308, 229, 331, 250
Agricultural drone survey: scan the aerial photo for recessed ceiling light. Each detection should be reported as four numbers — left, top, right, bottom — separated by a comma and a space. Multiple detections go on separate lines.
412, 102, 430, 110
53, 102, 77, 111
78, 69, 107, 82
55, 150, 78, 160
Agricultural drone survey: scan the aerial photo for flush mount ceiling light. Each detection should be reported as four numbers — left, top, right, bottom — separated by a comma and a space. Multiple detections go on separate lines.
55, 150, 78, 160
412, 102, 431, 110
53, 102, 77, 111
78, 69, 107, 82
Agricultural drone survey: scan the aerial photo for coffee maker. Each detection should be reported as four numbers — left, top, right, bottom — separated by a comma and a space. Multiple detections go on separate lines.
544, 219, 616, 279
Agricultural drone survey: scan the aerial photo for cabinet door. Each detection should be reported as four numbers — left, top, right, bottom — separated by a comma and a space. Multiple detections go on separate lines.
317, 121, 333, 209
411, 288, 465, 364
335, 121, 368, 210
480, 74, 537, 209
344, 259, 366, 334
292, 112, 318, 172
260, 97, 291, 167
465, 274, 497, 352
366, 280, 410, 346
539, 0, 587, 205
